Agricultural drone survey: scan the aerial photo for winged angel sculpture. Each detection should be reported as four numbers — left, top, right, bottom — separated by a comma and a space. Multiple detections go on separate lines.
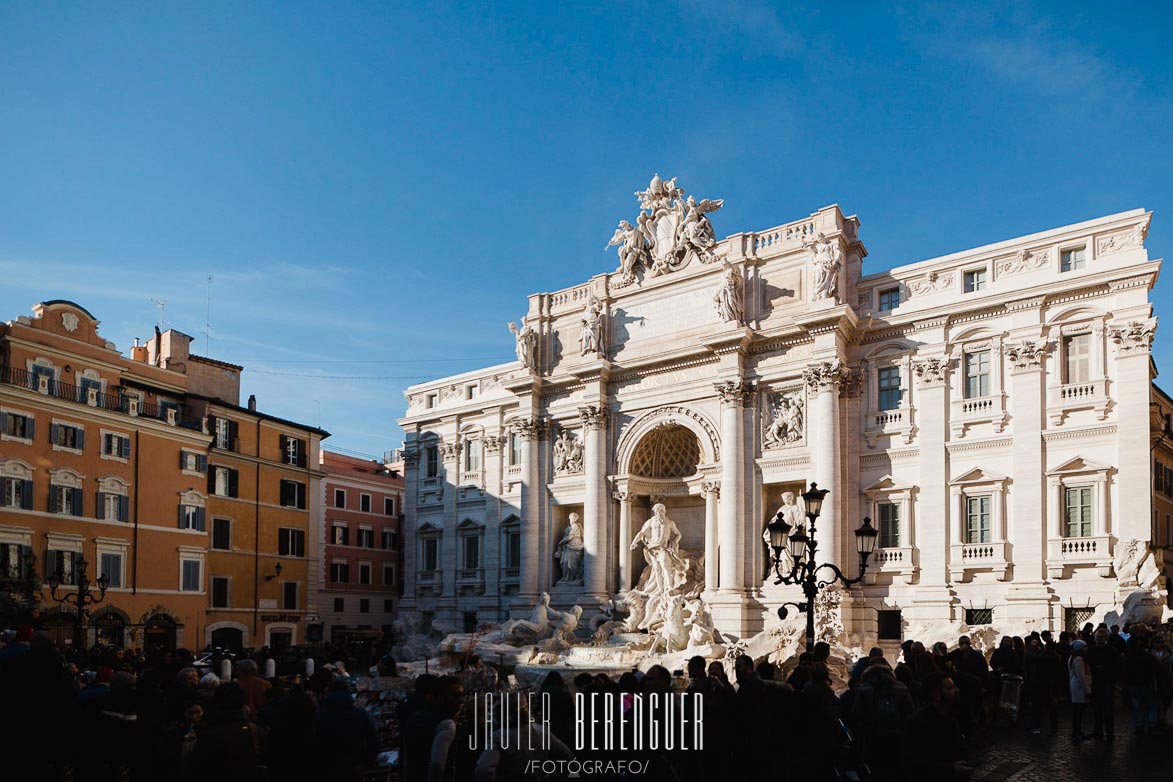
607, 174, 723, 285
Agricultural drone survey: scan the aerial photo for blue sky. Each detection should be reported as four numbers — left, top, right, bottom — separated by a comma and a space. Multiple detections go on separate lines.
2, 2, 1171, 457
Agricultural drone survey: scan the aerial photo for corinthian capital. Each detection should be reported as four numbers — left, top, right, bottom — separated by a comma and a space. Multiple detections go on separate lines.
912, 357, 949, 387
578, 405, 608, 430
439, 441, 462, 461
714, 380, 756, 407
1110, 318, 1157, 355
508, 416, 546, 441
1005, 340, 1050, 373
802, 360, 852, 393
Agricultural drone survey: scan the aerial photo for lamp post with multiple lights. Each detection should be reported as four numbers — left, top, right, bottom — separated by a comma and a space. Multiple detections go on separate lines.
47, 556, 108, 647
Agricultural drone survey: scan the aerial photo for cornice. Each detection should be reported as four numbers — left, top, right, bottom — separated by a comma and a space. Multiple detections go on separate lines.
946, 436, 1015, 454
1042, 424, 1118, 443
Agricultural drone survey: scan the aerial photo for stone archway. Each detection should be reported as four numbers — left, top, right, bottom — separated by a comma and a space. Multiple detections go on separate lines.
615, 405, 720, 476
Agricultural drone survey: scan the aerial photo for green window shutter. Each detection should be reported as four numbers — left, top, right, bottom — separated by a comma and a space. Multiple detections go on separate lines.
50, 423, 59, 446
76, 428, 85, 451
21, 480, 34, 510
96, 491, 106, 520
120, 437, 130, 459
70, 489, 82, 517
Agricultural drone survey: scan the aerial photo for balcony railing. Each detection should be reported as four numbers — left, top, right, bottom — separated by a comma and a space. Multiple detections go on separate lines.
502, 566, 520, 582
1046, 534, 1113, 578
2, 366, 204, 432
1047, 379, 1109, 425
950, 393, 1007, 437
949, 540, 1011, 582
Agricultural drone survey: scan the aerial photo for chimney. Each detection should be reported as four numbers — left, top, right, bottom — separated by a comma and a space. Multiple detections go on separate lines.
131, 337, 148, 363
247, 394, 256, 412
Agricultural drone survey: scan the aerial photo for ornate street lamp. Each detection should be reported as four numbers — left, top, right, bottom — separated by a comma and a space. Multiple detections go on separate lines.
768, 482, 876, 652
48, 555, 108, 647
0, 548, 40, 621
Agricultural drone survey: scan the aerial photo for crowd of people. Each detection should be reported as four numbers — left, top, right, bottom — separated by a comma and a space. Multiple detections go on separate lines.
2, 619, 1172, 781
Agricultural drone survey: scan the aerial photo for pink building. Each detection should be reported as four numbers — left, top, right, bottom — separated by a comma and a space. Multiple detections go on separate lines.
318, 450, 403, 642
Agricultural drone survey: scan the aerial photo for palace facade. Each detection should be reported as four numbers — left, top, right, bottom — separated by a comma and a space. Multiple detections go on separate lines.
397, 181, 1167, 642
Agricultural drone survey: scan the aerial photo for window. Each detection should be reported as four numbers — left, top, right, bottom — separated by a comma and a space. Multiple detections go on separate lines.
357, 528, 374, 548
179, 504, 206, 531
465, 439, 481, 472
426, 394, 436, 409
181, 560, 202, 592
330, 562, 349, 583
333, 597, 344, 612
280, 479, 307, 509
0, 543, 30, 579
425, 445, 439, 478
213, 417, 238, 451
963, 268, 987, 293
509, 433, 521, 466
102, 433, 130, 459
1064, 334, 1091, 384
280, 435, 306, 467
45, 549, 79, 585
422, 537, 439, 571
359, 563, 372, 585
877, 610, 902, 641
1, 477, 33, 510
278, 528, 306, 557
467, 384, 479, 400
965, 496, 992, 544
964, 350, 991, 398
1065, 607, 1094, 634
384, 599, 394, 613
51, 423, 84, 451
282, 581, 298, 610
359, 598, 370, 614
99, 552, 123, 588
211, 577, 229, 608
384, 497, 396, 516
97, 491, 129, 522
1156, 459, 1165, 493
878, 287, 900, 311
209, 466, 238, 498
334, 489, 346, 508
965, 608, 993, 626
381, 530, 395, 550
877, 367, 902, 411
1064, 486, 1093, 538
505, 529, 521, 568
51, 485, 83, 516
180, 450, 206, 473
1, 411, 34, 441
877, 502, 900, 548
464, 535, 480, 569
1060, 246, 1086, 272
360, 493, 371, 513
383, 564, 395, 585
212, 518, 232, 550
333, 525, 349, 546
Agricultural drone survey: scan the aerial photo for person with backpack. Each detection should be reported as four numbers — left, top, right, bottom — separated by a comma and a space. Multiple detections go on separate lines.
853, 662, 915, 781
1068, 640, 1091, 740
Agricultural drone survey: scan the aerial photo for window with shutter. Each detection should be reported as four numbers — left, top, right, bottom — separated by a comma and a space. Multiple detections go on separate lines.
119, 495, 129, 522
96, 491, 107, 519
70, 489, 83, 517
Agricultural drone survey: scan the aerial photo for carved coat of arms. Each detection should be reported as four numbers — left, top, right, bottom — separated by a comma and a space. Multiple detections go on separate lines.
607, 173, 723, 286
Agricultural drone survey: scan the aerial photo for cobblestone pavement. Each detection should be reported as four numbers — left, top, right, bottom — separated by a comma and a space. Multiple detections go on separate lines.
967, 701, 1168, 780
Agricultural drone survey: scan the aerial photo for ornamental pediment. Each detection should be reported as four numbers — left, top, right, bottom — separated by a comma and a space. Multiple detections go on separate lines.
1047, 456, 1112, 476
863, 475, 916, 494
949, 466, 1008, 486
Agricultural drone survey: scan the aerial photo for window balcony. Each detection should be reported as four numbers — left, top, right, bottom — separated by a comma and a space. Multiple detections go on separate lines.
1047, 379, 1109, 425
461, 470, 482, 487
949, 541, 1011, 582
1046, 535, 1113, 578
456, 566, 484, 594
864, 408, 917, 447
416, 569, 442, 594
864, 546, 918, 584
502, 566, 520, 583
950, 394, 1008, 438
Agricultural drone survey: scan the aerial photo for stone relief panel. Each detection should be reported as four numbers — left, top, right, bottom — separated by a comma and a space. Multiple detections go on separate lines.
1096, 223, 1146, 256
761, 386, 806, 450
995, 247, 1050, 277
906, 271, 954, 298
552, 429, 584, 477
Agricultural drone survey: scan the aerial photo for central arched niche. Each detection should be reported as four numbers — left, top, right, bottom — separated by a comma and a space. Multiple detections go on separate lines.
628, 423, 701, 479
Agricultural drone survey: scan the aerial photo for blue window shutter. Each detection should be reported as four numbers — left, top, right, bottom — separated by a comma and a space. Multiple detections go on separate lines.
121, 437, 130, 459
179, 451, 186, 470
122, 495, 130, 522
21, 480, 33, 510
45, 550, 58, 581
71, 489, 82, 517
178, 505, 185, 529
48, 486, 58, 514
96, 491, 106, 520
0, 412, 6, 433
76, 428, 85, 451
198, 454, 207, 473
197, 507, 206, 531
26, 417, 34, 441
50, 423, 59, 446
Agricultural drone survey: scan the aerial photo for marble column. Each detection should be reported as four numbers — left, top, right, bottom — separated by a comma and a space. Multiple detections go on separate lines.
579, 405, 609, 599
440, 439, 462, 611
702, 481, 720, 593
1112, 319, 1157, 547
1007, 340, 1047, 587
911, 355, 953, 620
514, 418, 543, 605
803, 362, 848, 572
716, 381, 754, 591
614, 491, 632, 592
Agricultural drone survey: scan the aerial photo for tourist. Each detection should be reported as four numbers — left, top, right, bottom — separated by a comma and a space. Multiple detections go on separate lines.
538, 671, 574, 748
1068, 640, 1091, 740
948, 636, 990, 730
473, 686, 572, 782
1087, 627, 1121, 740
901, 672, 973, 780
800, 662, 845, 777
234, 659, 272, 716
852, 662, 914, 781
1122, 634, 1160, 736
402, 675, 463, 782
189, 683, 262, 782
314, 678, 379, 781
1152, 633, 1173, 724
1023, 637, 1058, 734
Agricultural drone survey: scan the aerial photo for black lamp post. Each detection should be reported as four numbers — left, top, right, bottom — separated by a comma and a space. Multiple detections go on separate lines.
766, 482, 878, 652
48, 556, 108, 648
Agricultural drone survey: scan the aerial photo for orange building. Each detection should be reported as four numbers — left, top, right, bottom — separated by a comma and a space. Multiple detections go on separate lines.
0, 300, 327, 652
318, 450, 404, 642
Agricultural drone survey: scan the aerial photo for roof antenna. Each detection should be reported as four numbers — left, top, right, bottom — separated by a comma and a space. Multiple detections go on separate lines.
149, 297, 167, 329
203, 274, 214, 354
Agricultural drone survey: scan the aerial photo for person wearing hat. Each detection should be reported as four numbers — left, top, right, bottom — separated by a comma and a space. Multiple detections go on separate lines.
1068, 640, 1091, 740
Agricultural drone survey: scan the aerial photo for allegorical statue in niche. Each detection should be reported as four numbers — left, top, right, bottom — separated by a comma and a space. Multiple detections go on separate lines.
630, 503, 687, 630
762, 491, 804, 578
808, 233, 842, 303
508, 320, 537, 371
579, 294, 605, 358
713, 264, 744, 324
554, 513, 585, 585
762, 392, 804, 448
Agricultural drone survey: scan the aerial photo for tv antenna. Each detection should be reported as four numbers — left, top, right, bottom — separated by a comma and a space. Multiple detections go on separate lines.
149, 297, 168, 329
202, 275, 214, 354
